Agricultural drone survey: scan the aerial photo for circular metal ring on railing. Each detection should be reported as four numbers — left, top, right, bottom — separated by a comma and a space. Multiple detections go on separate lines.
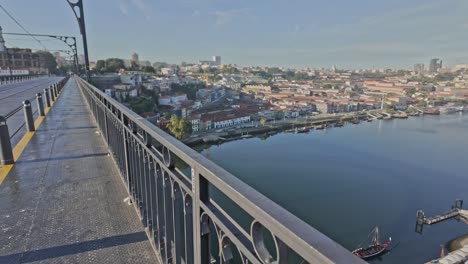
155, 161, 163, 179
200, 213, 221, 244
250, 220, 284, 264
220, 235, 235, 263
162, 146, 174, 168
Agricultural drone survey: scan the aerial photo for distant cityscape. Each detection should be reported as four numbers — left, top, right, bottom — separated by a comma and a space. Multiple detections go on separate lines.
1, 21, 468, 140
73, 50, 468, 140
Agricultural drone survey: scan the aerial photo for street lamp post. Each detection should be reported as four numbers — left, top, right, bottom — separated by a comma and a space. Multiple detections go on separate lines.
66, 0, 90, 79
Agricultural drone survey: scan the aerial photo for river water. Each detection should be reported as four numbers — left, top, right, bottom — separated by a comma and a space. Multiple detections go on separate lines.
198, 113, 468, 263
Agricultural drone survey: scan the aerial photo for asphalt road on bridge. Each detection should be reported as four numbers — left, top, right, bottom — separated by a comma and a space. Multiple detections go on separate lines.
0, 77, 64, 146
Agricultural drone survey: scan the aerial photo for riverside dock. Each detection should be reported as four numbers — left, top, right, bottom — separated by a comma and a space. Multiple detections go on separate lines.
420, 209, 462, 225
415, 200, 465, 234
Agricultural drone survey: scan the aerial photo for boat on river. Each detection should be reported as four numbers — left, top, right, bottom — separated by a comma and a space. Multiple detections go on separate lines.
334, 122, 344, 127
352, 226, 391, 260
423, 108, 440, 115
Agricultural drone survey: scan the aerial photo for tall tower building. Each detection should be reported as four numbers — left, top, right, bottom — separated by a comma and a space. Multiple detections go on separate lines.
0, 26, 6, 53
429, 58, 442, 73
213, 55, 221, 66
131, 52, 139, 65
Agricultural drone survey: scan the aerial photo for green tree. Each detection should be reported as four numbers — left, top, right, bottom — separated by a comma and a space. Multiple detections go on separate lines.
214, 75, 223, 82
267, 67, 282, 74
221, 65, 240, 74
203, 67, 220, 75
284, 70, 295, 80
166, 115, 192, 139
434, 73, 455, 82
105, 58, 125, 72
35, 51, 57, 73
152, 62, 167, 72
142, 65, 155, 73
129, 61, 140, 71
260, 117, 267, 126
171, 83, 204, 100
293, 72, 314, 81
95, 60, 106, 73
128, 97, 155, 114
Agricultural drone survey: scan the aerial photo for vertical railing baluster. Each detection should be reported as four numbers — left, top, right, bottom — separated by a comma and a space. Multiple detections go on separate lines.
141, 148, 149, 225
103, 102, 109, 145
172, 184, 182, 264
136, 145, 144, 217
123, 117, 131, 188
146, 156, 155, 235
192, 168, 210, 264
184, 195, 194, 264
163, 172, 174, 262
129, 138, 137, 198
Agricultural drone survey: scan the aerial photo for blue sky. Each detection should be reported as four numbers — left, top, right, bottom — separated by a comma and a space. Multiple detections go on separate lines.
1, 0, 467, 69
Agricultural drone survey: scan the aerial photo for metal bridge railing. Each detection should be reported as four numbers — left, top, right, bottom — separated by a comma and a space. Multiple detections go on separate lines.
0, 77, 68, 165
76, 76, 365, 264
0, 74, 49, 86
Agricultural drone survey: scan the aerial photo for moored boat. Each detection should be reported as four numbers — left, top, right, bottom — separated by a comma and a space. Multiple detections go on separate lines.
334, 122, 344, 127
423, 108, 440, 115
352, 226, 391, 260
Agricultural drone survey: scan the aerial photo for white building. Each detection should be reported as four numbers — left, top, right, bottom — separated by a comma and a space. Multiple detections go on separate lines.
188, 117, 201, 132
213, 56, 221, 66
104, 88, 114, 97
120, 73, 142, 86
161, 67, 177, 75
213, 115, 251, 129
158, 94, 188, 106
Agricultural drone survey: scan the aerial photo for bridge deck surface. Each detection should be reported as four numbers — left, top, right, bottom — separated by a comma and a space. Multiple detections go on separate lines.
0, 79, 158, 263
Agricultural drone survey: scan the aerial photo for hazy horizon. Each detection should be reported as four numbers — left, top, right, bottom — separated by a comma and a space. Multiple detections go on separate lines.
1, 0, 467, 69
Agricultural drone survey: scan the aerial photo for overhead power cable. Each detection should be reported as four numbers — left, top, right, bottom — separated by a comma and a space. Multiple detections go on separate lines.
0, 4, 48, 50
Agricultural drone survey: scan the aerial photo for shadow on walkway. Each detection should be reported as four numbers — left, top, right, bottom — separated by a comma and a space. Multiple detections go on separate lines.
17, 153, 109, 164
0, 232, 148, 263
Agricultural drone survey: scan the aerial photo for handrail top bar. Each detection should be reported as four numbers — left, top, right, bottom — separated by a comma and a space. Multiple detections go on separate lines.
76, 76, 366, 264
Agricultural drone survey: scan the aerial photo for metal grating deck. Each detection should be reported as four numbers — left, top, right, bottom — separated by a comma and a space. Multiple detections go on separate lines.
0, 79, 158, 264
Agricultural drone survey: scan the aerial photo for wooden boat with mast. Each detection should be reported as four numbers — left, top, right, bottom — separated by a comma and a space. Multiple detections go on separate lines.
352, 226, 391, 259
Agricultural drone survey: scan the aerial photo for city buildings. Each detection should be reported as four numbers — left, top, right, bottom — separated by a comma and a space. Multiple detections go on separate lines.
0, 48, 49, 74
213, 56, 221, 66
200, 55, 222, 66
414, 63, 425, 73
131, 52, 139, 65
429, 58, 443, 73
158, 94, 188, 106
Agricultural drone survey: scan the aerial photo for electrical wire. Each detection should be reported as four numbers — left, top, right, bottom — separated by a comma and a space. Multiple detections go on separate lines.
0, 4, 48, 50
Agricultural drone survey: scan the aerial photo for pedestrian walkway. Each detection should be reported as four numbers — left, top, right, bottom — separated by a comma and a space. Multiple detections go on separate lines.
0, 78, 158, 263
